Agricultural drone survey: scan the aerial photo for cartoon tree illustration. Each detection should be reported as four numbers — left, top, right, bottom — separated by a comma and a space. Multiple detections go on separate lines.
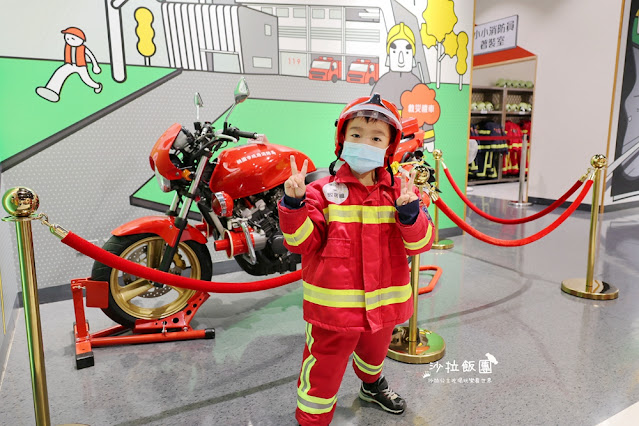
442, 31, 458, 62
456, 32, 469, 90
420, 0, 460, 88
135, 7, 156, 66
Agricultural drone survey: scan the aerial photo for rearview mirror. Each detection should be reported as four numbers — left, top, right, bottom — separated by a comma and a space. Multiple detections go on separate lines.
194, 92, 204, 107
234, 78, 249, 104
194, 92, 204, 120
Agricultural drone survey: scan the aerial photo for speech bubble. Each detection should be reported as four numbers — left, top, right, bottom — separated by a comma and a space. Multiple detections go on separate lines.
400, 83, 441, 126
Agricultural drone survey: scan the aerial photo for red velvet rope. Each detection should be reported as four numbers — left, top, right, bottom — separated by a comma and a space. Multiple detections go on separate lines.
62, 232, 301, 293
444, 167, 585, 224
62, 232, 442, 293
433, 179, 593, 247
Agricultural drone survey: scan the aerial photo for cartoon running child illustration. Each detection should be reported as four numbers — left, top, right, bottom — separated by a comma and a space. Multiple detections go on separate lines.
36, 27, 102, 102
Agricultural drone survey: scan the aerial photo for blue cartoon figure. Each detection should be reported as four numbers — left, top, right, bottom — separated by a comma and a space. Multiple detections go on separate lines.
36, 27, 102, 102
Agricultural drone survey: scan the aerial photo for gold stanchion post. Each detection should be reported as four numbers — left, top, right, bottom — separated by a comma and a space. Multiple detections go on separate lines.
561, 155, 619, 300
508, 134, 532, 207
388, 165, 445, 364
431, 150, 454, 250
2, 187, 52, 426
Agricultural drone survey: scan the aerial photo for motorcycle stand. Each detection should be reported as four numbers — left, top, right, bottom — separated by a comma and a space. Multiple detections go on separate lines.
70, 278, 214, 369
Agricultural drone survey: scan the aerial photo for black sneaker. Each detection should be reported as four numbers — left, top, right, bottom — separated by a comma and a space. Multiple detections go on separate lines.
358, 376, 406, 414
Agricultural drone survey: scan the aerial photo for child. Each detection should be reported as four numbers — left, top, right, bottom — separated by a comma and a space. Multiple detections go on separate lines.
278, 94, 434, 426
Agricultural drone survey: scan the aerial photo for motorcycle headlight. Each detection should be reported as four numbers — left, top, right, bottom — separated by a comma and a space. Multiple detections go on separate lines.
154, 166, 172, 193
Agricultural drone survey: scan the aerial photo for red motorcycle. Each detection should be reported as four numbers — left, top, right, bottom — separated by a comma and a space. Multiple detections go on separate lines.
91, 78, 425, 327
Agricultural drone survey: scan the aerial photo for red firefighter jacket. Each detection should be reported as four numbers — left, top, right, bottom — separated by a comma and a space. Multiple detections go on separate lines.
278, 164, 434, 333
503, 120, 524, 175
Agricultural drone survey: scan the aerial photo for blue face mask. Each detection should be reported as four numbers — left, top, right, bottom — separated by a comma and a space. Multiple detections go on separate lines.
341, 142, 386, 174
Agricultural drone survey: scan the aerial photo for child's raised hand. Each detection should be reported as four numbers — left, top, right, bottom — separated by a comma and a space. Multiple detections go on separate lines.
396, 169, 419, 206
284, 155, 308, 199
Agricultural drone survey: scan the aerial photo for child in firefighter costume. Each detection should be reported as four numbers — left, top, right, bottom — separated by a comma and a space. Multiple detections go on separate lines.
279, 94, 434, 425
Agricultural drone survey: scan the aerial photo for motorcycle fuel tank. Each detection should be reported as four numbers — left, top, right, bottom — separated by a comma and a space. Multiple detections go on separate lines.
209, 140, 316, 200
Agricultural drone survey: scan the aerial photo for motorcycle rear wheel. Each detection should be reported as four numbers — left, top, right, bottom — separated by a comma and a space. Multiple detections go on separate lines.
90, 233, 212, 327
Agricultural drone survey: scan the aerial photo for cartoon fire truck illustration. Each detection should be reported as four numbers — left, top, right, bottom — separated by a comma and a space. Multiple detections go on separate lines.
308, 56, 341, 82
346, 58, 379, 85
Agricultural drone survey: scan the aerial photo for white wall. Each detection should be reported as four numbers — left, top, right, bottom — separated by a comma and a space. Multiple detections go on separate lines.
472, 59, 536, 87
475, 0, 625, 203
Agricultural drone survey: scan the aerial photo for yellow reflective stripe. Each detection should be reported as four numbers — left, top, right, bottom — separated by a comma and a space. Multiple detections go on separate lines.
478, 144, 508, 150
298, 323, 316, 395
322, 204, 396, 224
403, 225, 433, 250
423, 129, 435, 140
303, 281, 411, 310
297, 323, 337, 415
297, 392, 337, 414
283, 217, 313, 246
304, 281, 365, 308
365, 283, 411, 310
353, 352, 383, 375
306, 322, 315, 352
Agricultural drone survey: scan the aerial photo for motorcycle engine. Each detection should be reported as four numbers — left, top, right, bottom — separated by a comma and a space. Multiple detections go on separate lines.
234, 187, 300, 274
239, 188, 287, 255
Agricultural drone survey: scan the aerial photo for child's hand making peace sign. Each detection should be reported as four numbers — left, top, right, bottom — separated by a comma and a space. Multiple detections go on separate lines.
284, 155, 308, 199
396, 169, 419, 206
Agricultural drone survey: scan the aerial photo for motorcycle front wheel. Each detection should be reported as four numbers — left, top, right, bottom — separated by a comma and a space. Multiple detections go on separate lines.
90, 233, 213, 327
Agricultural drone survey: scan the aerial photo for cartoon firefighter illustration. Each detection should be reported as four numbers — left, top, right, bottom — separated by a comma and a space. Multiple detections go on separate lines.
372, 23, 436, 151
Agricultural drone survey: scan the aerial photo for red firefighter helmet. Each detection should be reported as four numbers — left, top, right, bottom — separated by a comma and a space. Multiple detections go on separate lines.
335, 93, 402, 165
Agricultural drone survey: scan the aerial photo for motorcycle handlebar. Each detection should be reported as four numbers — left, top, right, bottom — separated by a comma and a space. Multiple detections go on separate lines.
189, 126, 258, 158
237, 130, 258, 139
225, 126, 257, 140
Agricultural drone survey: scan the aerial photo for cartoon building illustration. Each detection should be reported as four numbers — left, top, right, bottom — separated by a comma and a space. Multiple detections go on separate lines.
240, 1, 430, 82
99, 1, 442, 86
160, 3, 279, 74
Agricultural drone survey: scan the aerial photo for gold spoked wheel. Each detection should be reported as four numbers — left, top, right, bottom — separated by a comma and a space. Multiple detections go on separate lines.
91, 233, 212, 327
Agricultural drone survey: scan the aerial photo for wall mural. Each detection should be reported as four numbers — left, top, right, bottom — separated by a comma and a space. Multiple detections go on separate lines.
0, 0, 473, 288
611, 0, 639, 203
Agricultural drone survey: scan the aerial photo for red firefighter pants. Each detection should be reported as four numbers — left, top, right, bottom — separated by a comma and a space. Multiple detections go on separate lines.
295, 322, 395, 426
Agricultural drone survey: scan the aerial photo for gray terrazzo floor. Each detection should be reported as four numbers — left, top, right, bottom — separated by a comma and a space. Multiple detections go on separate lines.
1, 194, 639, 426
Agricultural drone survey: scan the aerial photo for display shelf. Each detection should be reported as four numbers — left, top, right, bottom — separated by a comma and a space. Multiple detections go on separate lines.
472, 85, 504, 91
503, 87, 534, 92
469, 84, 534, 184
